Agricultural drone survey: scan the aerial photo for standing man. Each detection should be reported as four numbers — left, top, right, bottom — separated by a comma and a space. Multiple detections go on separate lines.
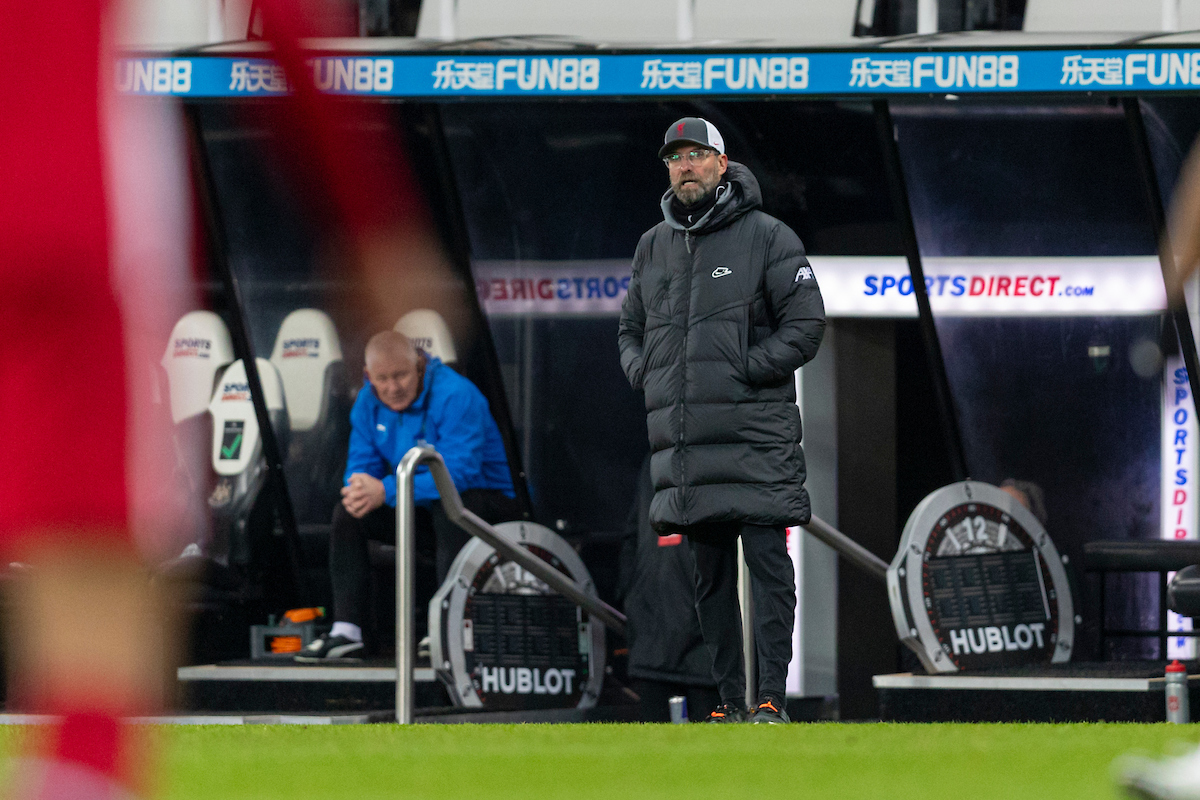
298, 330, 519, 659
618, 118, 825, 723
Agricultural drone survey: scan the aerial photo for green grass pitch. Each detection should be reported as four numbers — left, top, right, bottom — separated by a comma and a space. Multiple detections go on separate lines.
4, 722, 1199, 799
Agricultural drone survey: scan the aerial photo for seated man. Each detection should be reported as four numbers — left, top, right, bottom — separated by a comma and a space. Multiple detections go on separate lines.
298, 330, 519, 660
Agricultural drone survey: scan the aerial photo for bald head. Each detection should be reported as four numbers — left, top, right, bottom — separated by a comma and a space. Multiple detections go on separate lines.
365, 330, 418, 367
364, 330, 425, 412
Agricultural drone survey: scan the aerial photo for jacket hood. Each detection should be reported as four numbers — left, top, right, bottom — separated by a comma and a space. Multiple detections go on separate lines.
660, 161, 763, 234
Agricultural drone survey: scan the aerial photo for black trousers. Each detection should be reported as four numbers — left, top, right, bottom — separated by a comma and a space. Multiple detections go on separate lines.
687, 523, 795, 706
329, 489, 523, 633
631, 678, 721, 723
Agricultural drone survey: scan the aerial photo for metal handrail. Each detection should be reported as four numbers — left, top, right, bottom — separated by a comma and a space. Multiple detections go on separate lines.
395, 445, 627, 724
802, 515, 889, 582
393, 445, 880, 722
738, 515, 888, 705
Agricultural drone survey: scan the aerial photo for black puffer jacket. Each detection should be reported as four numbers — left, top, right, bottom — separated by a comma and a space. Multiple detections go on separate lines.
618, 162, 825, 529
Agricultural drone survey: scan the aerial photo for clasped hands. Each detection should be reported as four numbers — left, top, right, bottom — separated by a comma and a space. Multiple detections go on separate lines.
342, 472, 386, 518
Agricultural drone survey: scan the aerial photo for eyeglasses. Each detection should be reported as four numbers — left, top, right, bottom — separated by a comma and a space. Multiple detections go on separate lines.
663, 149, 717, 168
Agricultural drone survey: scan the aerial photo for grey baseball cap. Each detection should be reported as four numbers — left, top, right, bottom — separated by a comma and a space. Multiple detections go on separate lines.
658, 117, 726, 159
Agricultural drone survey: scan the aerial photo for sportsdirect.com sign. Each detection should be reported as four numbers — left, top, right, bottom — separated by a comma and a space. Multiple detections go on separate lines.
473, 257, 1167, 318
818, 256, 1166, 317
474, 260, 633, 316
117, 49, 1200, 98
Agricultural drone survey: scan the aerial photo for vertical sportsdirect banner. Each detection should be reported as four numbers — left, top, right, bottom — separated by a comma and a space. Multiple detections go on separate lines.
1165, 357, 1200, 659
118, 49, 1200, 99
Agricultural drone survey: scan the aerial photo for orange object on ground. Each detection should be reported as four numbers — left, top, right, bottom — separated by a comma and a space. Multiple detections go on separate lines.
282, 607, 326, 624
270, 636, 304, 653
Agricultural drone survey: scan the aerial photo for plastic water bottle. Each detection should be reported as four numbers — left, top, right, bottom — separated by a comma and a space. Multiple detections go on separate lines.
1166, 660, 1190, 724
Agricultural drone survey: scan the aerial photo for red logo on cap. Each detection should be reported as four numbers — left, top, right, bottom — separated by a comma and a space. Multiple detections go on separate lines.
677, 123, 685, 134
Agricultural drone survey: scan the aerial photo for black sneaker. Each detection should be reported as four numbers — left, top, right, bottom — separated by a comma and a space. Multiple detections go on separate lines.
705, 702, 748, 723
750, 697, 790, 724
294, 634, 364, 662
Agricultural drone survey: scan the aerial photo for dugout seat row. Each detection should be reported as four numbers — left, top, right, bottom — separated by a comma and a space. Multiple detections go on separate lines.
159, 308, 461, 631
160, 309, 350, 578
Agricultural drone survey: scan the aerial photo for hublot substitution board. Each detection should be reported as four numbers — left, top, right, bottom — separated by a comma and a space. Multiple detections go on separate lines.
888, 481, 1074, 673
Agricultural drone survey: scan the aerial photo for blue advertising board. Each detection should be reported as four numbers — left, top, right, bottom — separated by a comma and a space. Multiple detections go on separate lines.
117, 48, 1200, 99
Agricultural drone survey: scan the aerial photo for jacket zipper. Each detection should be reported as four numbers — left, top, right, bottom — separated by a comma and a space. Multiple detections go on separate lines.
678, 228, 692, 525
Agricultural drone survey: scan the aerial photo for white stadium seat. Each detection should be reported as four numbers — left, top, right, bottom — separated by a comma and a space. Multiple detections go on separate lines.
269, 308, 344, 434
161, 310, 235, 424
158, 310, 235, 565
206, 358, 289, 566
208, 358, 287, 477
269, 309, 351, 525
395, 308, 458, 366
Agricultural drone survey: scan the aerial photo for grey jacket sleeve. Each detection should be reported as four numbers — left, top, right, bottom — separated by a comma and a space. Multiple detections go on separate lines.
618, 234, 651, 391
745, 222, 826, 386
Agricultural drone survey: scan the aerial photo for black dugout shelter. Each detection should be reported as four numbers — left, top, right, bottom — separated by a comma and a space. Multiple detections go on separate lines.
136, 30, 1200, 717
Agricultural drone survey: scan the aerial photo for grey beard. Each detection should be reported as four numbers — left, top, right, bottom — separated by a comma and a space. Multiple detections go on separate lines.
674, 183, 709, 206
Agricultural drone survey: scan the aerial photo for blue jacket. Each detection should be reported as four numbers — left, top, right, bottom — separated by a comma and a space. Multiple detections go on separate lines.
344, 357, 515, 507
